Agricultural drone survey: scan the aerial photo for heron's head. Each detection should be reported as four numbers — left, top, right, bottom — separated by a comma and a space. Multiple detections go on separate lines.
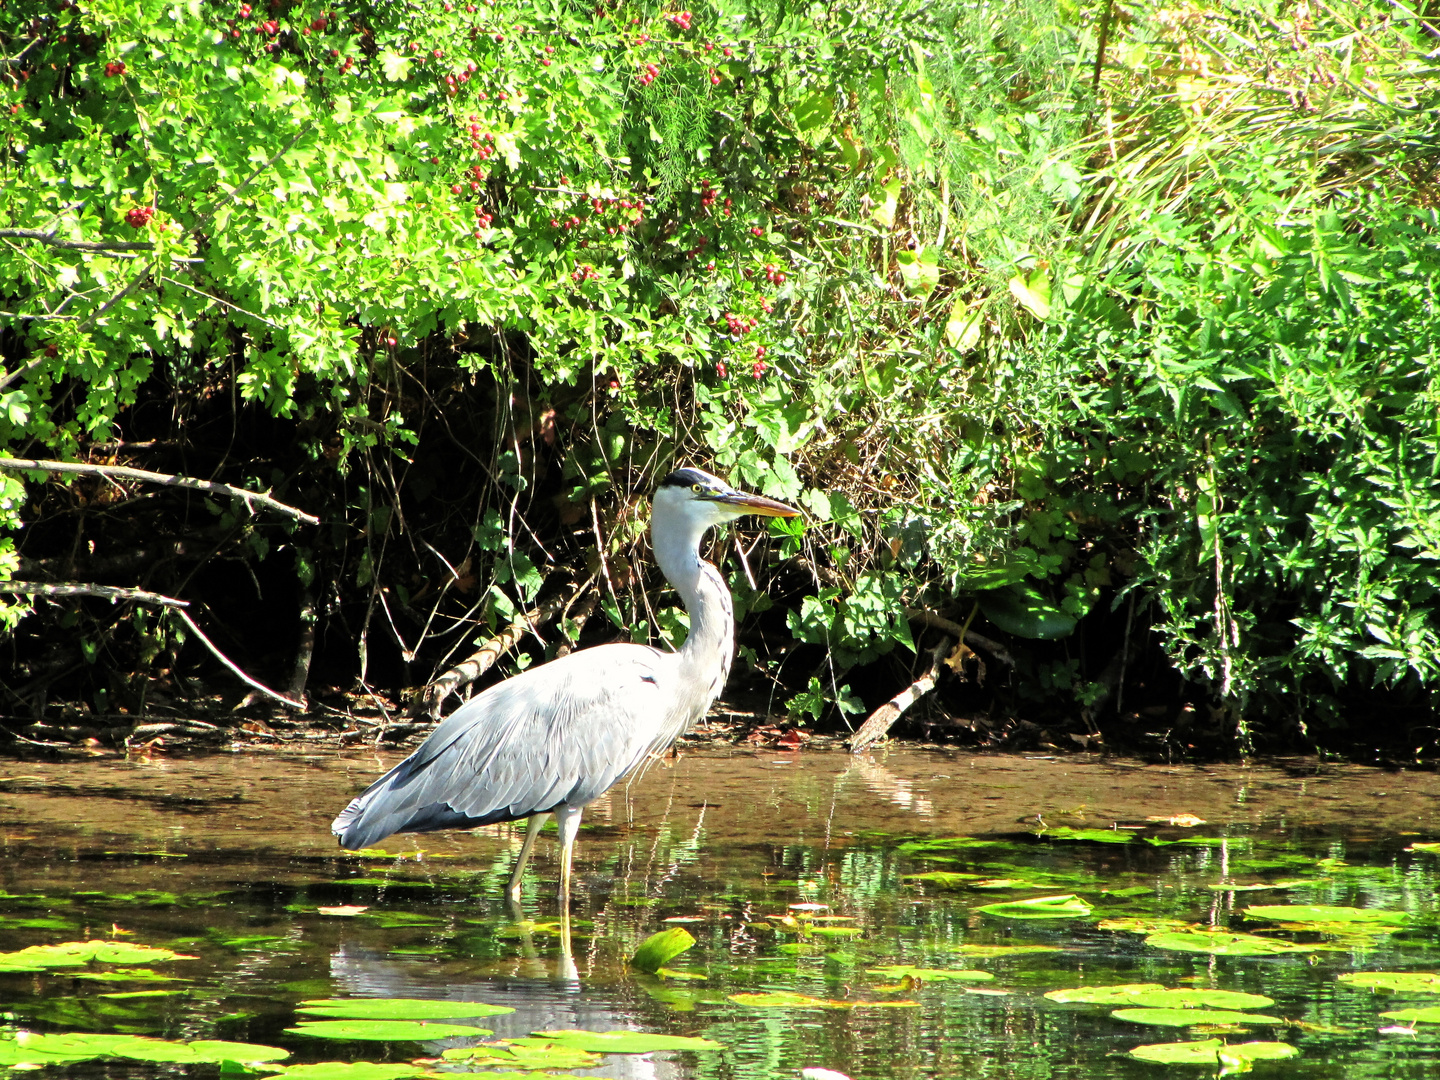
653, 467, 800, 531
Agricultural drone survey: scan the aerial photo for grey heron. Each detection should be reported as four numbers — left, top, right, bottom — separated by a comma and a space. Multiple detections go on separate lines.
332, 467, 799, 906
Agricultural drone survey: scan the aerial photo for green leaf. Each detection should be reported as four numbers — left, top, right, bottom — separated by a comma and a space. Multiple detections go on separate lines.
1007, 269, 1051, 320
978, 583, 1076, 640
0, 940, 196, 971
1143, 931, 1318, 956
378, 52, 412, 81
945, 295, 983, 351
1129, 1040, 1298, 1065
1037, 826, 1133, 844
285, 1020, 492, 1041
297, 998, 514, 1019
870, 177, 902, 228
630, 927, 696, 973
867, 966, 994, 982
895, 248, 940, 296
1111, 1008, 1284, 1027
528, 1029, 723, 1052
442, 1039, 603, 1070
270, 1064, 431, 1080
1243, 905, 1409, 926
1046, 985, 1273, 1009
728, 992, 918, 1009
976, 894, 1093, 920
1338, 971, 1440, 993
1380, 1007, 1440, 1023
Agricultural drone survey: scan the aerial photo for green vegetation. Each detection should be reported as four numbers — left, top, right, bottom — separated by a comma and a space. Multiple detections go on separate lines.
1, 0, 1437, 749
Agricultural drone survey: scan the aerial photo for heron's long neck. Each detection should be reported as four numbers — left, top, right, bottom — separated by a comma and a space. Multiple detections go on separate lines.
651, 510, 734, 682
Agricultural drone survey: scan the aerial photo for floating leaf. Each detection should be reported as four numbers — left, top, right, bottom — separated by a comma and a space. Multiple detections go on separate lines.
442, 1040, 603, 1070
6, 1032, 287, 1066
729, 993, 919, 1010
1339, 972, 1440, 993
1244, 905, 1409, 926
1100, 918, 1199, 934
951, 944, 1060, 957
868, 966, 994, 982
807, 926, 863, 938
0, 941, 196, 971
896, 837, 1016, 855
901, 872, 979, 886
1111, 1008, 1284, 1027
977, 894, 1093, 920
1143, 931, 1318, 956
285, 1020, 491, 1041
1047, 985, 1273, 1009
1380, 1007, 1440, 1024
631, 927, 696, 973
298, 998, 514, 1020
74, 969, 183, 983
1038, 827, 1133, 845
528, 1030, 723, 1052
271, 1064, 431, 1080
1129, 1040, 1298, 1065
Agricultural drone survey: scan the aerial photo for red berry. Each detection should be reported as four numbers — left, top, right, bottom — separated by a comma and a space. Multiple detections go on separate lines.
716, 361, 727, 379
386, 336, 398, 348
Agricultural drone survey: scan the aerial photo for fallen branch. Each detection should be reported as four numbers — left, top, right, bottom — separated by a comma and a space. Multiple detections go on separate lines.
848, 637, 952, 753
0, 457, 318, 525
1, 582, 189, 608
174, 609, 308, 711
414, 594, 569, 721
905, 606, 1015, 667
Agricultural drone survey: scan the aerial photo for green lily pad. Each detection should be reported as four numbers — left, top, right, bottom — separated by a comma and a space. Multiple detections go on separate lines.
728, 992, 918, 1009
99, 989, 185, 999
1339, 971, 1440, 993
1380, 1007, 1440, 1023
529, 1029, 722, 1052
442, 1039, 604, 1070
1100, 918, 1200, 935
1037, 827, 1133, 844
1046, 985, 1273, 1009
2, 1032, 288, 1066
896, 837, 1017, 855
1112, 1008, 1285, 1027
901, 872, 980, 886
0, 940, 196, 971
270, 1064, 432, 1080
1143, 837, 1232, 847
73, 968, 184, 983
1244, 905, 1410, 926
286, 1020, 491, 1041
1143, 931, 1317, 956
868, 966, 994, 982
1129, 1039, 1298, 1065
951, 944, 1061, 957
298, 998, 514, 1020
977, 894, 1094, 920
1406, 843, 1440, 853
630, 927, 697, 973
807, 926, 863, 938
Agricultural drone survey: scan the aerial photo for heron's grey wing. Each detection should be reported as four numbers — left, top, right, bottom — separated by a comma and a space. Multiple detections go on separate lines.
332, 643, 673, 849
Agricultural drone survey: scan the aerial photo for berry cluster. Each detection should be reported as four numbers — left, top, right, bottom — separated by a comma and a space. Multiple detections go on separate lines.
124, 206, 155, 228
699, 180, 718, 210
716, 361, 728, 379
463, 118, 496, 160
762, 262, 787, 286
103, 61, 126, 77
752, 345, 769, 378
708, 68, 721, 85
721, 311, 758, 337
571, 265, 599, 282
473, 206, 494, 227
666, 9, 693, 29
638, 61, 660, 85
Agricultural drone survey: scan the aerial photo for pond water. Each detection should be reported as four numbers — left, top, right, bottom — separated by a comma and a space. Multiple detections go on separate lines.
4, 747, 1440, 1080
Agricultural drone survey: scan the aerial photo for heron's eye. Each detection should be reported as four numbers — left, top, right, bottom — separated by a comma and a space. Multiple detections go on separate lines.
692, 483, 705, 494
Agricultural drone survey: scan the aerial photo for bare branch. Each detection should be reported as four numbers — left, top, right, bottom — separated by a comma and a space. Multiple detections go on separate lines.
174, 609, 308, 711
906, 606, 1015, 667
0, 457, 319, 525
1, 582, 189, 608
848, 637, 950, 753
0, 229, 155, 253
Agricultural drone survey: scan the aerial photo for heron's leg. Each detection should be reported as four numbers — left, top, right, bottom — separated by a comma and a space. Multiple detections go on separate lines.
554, 805, 585, 909
507, 812, 550, 902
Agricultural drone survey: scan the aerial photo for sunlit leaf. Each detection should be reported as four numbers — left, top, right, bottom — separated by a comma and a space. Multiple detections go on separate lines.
1007, 269, 1052, 320
631, 927, 697, 973
901, 872, 979, 886
528, 1029, 723, 1052
1143, 931, 1319, 956
286, 1020, 491, 1041
1243, 905, 1409, 926
950, 944, 1061, 957
442, 1039, 604, 1069
7, 1032, 287, 1066
1129, 1039, 1298, 1065
1111, 1008, 1284, 1027
868, 966, 993, 982
728, 993, 918, 1009
298, 998, 514, 1020
0, 940, 196, 971
978, 583, 1074, 639
1037, 827, 1133, 844
1339, 972, 1440, 993
270, 1063, 431, 1080
1380, 1007, 1440, 1023
976, 894, 1093, 920
1046, 985, 1273, 1009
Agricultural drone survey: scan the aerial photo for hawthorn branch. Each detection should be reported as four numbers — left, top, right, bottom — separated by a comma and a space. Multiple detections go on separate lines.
0, 582, 189, 608
174, 609, 308, 711
0, 457, 319, 525
0, 229, 155, 254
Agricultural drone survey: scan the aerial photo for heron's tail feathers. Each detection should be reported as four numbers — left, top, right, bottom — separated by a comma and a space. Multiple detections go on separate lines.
331, 757, 516, 850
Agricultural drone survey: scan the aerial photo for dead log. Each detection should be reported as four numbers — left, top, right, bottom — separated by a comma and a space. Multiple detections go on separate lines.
848, 637, 952, 753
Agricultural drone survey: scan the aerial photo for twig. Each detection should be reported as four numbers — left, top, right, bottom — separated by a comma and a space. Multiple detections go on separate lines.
0, 355, 50, 392
0, 229, 155, 254
1, 582, 189, 608
414, 593, 568, 720
905, 607, 1015, 667
0, 457, 318, 524
173, 609, 308, 711
848, 637, 951, 753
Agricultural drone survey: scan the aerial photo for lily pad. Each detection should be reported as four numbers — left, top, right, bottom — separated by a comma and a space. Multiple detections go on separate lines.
1244, 905, 1410, 926
1143, 930, 1317, 956
1129, 1039, 1298, 1065
977, 894, 1094, 920
728, 992, 919, 1009
298, 998, 514, 1020
807, 926, 863, 938
902, 872, 980, 886
529, 1029, 723, 1052
1037, 827, 1133, 844
0, 940, 196, 971
1379, 1007, 1440, 1024
1339, 971, 1440, 993
867, 966, 994, 982
3, 1032, 288, 1066
1111, 1008, 1285, 1027
631, 927, 697, 973
951, 944, 1060, 957
442, 1040, 604, 1070
271, 1064, 432, 1080
1047, 985, 1274, 1009
286, 1020, 491, 1041
73, 968, 183, 983
896, 837, 1017, 855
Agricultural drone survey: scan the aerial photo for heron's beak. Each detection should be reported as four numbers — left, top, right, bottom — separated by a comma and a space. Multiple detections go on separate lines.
714, 490, 801, 518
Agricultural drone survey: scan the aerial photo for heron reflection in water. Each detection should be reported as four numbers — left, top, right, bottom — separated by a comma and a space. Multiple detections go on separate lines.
332, 468, 800, 914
